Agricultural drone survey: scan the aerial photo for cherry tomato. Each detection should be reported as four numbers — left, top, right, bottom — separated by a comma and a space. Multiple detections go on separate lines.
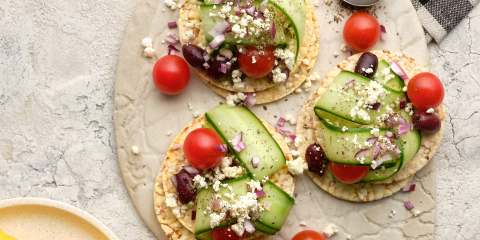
343, 12, 380, 52
292, 230, 325, 240
407, 72, 444, 111
183, 128, 223, 170
330, 162, 370, 184
211, 226, 246, 240
238, 46, 275, 78
152, 55, 190, 95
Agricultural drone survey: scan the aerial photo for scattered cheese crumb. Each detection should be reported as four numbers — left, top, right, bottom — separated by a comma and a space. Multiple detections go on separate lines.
132, 146, 139, 155
294, 137, 303, 148
346, 235, 352, 240
341, 44, 347, 52
333, 51, 340, 57
322, 223, 338, 237
291, 150, 300, 156
389, 209, 397, 218
167, 131, 172, 136
426, 108, 434, 114
193, 111, 200, 118
403, 86, 408, 92
295, 88, 302, 94
165, 193, 178, 207
286, 157, 308, 175
342, 126, 348, 132
188, 102, 193, 111
313, 0, 319, 7
413, 210, 421, 216
299, 222, 306, 226
141, 38, 153, 48
144, 47, 155, 58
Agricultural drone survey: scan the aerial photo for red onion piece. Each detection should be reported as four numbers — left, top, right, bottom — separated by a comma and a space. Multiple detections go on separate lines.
213, 0, 224, 3
372, 142, 381, 160
208, 34, 226, 50
203, 52, 210, 62
255, 189, 265, 198
385, 131, 397, 139
170, 34, 179, 40
275, 126, 297, 141
371, 153, 392, 169
246, 6, 256, 16
390, 60, 409, 80
245, 93, 256, 109
344, 80, 355, 89
410, 121, 414, 131
168, 21, 178, 29
280, 68, 290, 87
277, 117, 285, 127
380, 25, 387, 41
234, 5, 241, 16
170, 175, 178, 188
215, 144, 228, 153
404, 201, 414, 210
397, 116, 408, 125
220, 63, 227, 74
397, 124, 410, 137
210, 198, 221, 211
244, 220, 256, 234
393, 144, 402, 156
168, 45, 179, 51
216, 55, 227, 62
203, 62, 210, 69
165, 36, 179, 44
366, 137, 378, 145
402, 184, 416, 192
168, 45, 180, 55
233, 141, 247, 152
259, 0, 268, 11
400, 98, 406, 109
371, 102, 381, 110
183, 165, 200, 177
256, 11, 265, 20
231, 132, 243, 146
270, 19, 276, 39
208, 19, 231, 38
191, 211, 196, 220
347, 49, 352, 59
354, 148, 370, 159
252, 156, 260, 168
171, 144, 182, 151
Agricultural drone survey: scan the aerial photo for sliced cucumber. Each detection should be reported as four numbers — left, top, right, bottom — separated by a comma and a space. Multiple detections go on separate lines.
200, 2, 287, 47
194, 175, 251, 235
359, 158, 402, 183
314, 108, 364, 129
205, 104, 286, 181
254, 181, 294, 231
374, 60, 405, 92
195, 232, 213, 240
314, 71, 406, 125
398, 126, 422, 169
252, 220, 278, 235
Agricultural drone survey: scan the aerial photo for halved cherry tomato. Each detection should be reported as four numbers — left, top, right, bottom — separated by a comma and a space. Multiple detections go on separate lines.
343, 12, 380, 52
183, 128, 223, 170
211, 226, 246, 240
407, 72, 444, 111
152, 55, 190, 95
292, 230, 326, 240
330, 162, 370, 184
238, 46, 275, 78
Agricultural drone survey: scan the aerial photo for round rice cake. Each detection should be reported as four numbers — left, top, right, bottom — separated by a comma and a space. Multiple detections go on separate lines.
295, 50, 445, 202
155, 115, 295, 239
178, 0, 319, 103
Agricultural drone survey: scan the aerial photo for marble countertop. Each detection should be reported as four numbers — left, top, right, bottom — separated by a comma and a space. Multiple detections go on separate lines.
0, 1, 478, 239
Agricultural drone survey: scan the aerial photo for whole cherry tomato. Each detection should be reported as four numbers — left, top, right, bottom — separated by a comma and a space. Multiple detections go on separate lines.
407, 72, 444, 111
238, 46, 275, 78
343, 12, 380, 52
330, 162, 370, 184
211, 226, 246, 240
292, 230, 326, 240
183, 128, 224, 170
152, 55, 190, 95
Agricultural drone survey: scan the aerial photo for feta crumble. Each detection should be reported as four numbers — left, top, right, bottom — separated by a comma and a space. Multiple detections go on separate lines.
341, 44, 347, 52
188, 102, 193, 111
286, 157, 308, 175
193, 111, 200, 118
413, 210, 421, 216
342, 126, 348, 132
294, 137, 303, 147
322, 223, 338, 237
426, 108, 434, 114
167, 131, 172, 136
132, 146, 139, 155
165, 193, 178, 207
333, 51, 340, 57
144, 47, 155, 58
141, 38, 153, 48
299, 222, 306, 226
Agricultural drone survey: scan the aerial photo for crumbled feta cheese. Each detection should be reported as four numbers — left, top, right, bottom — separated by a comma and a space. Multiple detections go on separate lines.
167, 131, 172, 136
299, 222, 306, 226
231, 222, 245, 236
141, 38, 153, 48
193, 175, 207, 189
210, 213, 223, 228
285, 114, 293, 121
165, 193, 178, 207
403, 86, 408, 92
287, 157, 308, 175
358, 188, 368, 200
274, 48, 295, 70
247, 179, 263, 192
165, 0, 177, 9
389, 209, 397, 218
291, 150, 300, 156
188, 102, 193, 111
213, 180, 222, 192
413, 210, 421, 216
144, 47, 155, 58
132, 146, 139, 155
252, 56, 257, 64
172, 207, 181, 218
333, 51, 340, 57
363, 68, 374, 74
346, 235, 352, 239
295, 88, 302, 94
302, 58, 310, 65
294, 137, 303, 147
426, 108, 434, 114
313, 0, 319, 6
370, 128, 380, 137
193, 111, 199, 118
342, 126, 348, 132
271, 67, 287, 84
322, 223, 338, 237
341, 44, 347, 52
222, 166, 244, 178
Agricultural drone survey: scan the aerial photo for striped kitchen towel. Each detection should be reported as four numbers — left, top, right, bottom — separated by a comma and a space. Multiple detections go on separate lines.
410, 0, 479, 43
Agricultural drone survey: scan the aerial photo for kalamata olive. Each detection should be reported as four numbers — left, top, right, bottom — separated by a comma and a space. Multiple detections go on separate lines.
175, 169, 197, 204
208, 58, 238, 81
355, 52, 378, 79
182, 44, 211, 70
305, 143, 328, 177
412, 111, 441, 133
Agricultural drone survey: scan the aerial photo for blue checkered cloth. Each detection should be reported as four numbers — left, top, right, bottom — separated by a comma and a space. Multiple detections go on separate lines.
411, 0, 479, 43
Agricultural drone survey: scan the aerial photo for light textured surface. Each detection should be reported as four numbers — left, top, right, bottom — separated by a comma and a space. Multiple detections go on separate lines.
0, 1, 478, 240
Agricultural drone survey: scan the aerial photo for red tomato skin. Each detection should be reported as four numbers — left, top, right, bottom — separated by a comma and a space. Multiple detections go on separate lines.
238, 46, 276, 78
343, 12, 380, 52
211, 226, 246, 240
152, 55, 190, 95
183, 128, 224, 170
330, 162, 370, 184
292, 230, 326, 240
407, 72, 445, 111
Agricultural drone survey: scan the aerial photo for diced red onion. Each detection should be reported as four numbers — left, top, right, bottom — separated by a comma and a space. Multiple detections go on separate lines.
210, 198, 221, 210
213, 0, 224, 3
208, 19, 231, 38
191, 211, 196, 220
264, 201, 272, 211
220, 49, 233, 59
256, 11, 265, 20
231, 132, 243, 146
245, 93, 256, 109
216, 55, 227, 62
400, 98, 406, 109
244, 220, 256, 233
372, 142, 381, 160
246, 6, 256, 16
275, 126, 297, 141
165, 36, 179, 44
171, 144, 182, 151
259, 0, 268, 11
386, 119, 392, 128
397, 116, 408, 125
390, 60, 409, 80
215, 144, 228, 153
170, 175, 178, 188
354, 148, 370, 159
208, 34, 226, 50
371, 102, 381, 110
252, 156, 260, 168
371, 153, 392, 169
344, 80, 355, 89
183, 165, 200, 177
393, 144, 402, 156
410, 121, 414, 131
367, 137, 378, 145
203, 52, 210, 62
397, 124, 410, 137
347, 50, 352, 59
203, 62, 210, 69
233, 141, 247, 152
385, 131, 397, 139
255, 189, 265, 198
234, 5, 241, 16
277, 117, 285, 127
404, 201, 414, 210
220, 63, 227, 73
168, 45, 180, 55
280, 68, 290, 87
380, 25, 387, 41
249, 211, 259, 220
402, 184, 416, 192
170, 34, 179, 40
270, 19, 276, 39
226, 29, 234, 35
168, 21, 178, 29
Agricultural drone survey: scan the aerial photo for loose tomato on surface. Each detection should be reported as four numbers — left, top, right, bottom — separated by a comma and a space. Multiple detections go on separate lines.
343, 12, 380, 52
407, 72, 444, 111
152, 55, 190, 95
292, 230, 326, 240
238, 46, 275, 78
330, 162, 370, 184
183, 128, 224, 170
211, 226, 246, 240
